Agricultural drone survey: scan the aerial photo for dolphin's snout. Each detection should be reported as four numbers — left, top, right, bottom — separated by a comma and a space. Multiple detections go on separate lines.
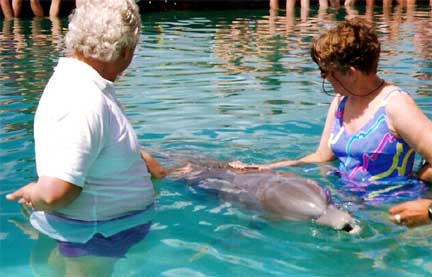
341, 223, 353, 232
316, 205, 360, 234
339, 222, 361, 234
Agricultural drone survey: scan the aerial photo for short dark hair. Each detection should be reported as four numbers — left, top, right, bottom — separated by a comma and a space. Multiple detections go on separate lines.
311, 17, 380, 74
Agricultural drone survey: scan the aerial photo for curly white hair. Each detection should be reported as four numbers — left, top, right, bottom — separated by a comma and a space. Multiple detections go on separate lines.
65, 0, 140, 62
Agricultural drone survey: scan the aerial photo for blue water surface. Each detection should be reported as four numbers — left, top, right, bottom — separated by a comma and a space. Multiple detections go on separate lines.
1, 3, 432, 276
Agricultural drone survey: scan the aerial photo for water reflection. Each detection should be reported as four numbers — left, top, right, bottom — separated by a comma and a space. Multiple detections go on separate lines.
211, 6, 331, 90
210, 2, 432, 95
0, 16, 65, 116
0, 17, 65, 192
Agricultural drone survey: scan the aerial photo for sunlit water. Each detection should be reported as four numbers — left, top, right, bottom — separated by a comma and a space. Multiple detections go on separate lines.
1, 3, 432, 276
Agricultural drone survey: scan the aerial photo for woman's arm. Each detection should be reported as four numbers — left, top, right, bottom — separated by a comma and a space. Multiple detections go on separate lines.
230, 96, 339, 170
386, 92, 432, 183
6, 176, 82, 211
140, 149, 167, 179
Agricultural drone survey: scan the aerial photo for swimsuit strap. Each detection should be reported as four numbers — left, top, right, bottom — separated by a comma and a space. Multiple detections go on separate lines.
336, 87, 405, 120
379, 87, 405, 108
335, 96, 348, 123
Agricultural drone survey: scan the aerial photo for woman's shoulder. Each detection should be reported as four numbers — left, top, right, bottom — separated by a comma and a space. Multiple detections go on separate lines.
382, 84, 411, 100
375, 85, 411, 116
383, 85, 414, 109
384, 85, 419, 132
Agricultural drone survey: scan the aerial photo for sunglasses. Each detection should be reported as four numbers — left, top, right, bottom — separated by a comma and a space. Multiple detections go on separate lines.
321, 78, 333, 95
318, 66, 333, 95
318, 66, 328, 77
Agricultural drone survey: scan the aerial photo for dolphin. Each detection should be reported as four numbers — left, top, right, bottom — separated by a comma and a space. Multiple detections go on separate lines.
167, 158, 359, 233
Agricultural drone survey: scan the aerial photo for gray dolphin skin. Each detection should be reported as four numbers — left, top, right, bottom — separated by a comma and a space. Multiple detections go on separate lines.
168, 158, 359, 233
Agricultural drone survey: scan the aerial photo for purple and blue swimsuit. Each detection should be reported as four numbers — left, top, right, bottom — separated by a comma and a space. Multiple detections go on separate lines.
329, 88, 424, 203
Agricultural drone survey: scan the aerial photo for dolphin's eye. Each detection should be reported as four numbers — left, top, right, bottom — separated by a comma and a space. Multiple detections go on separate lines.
341, 223, 353, 232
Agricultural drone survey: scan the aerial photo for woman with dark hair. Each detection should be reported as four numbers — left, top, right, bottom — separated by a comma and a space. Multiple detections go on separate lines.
231, 18, 432, 210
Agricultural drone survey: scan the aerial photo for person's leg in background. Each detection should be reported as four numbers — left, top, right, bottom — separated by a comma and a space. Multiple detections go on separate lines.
30, 0, 44, 17
50, 0, 61, 17
0, 0, 13, 18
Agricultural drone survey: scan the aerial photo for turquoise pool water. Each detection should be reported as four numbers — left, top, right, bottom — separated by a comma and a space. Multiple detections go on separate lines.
1, 4, 432, 276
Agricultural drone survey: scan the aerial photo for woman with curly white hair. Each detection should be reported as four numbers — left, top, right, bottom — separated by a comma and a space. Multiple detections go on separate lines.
6, 0, 166, 271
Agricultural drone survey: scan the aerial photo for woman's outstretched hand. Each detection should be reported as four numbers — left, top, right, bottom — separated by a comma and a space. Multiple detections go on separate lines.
228, 161, 270, 170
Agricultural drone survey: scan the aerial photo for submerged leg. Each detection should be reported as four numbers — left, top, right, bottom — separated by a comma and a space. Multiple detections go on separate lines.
64, 256, 117, 277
